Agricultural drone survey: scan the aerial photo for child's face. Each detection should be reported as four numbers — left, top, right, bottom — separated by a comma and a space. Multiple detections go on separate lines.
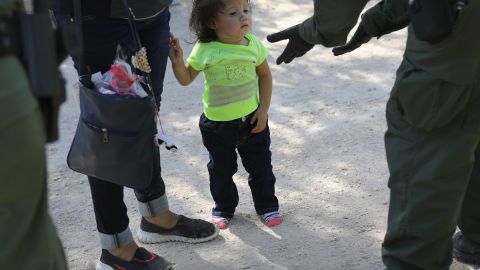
211, 0, 252, 44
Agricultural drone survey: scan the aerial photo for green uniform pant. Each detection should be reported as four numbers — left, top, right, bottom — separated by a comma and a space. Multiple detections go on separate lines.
0, 56, 67, 269
382, 58, 480, 270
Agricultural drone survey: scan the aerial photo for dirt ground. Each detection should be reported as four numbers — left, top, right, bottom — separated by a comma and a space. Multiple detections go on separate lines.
47, 0, 474, 269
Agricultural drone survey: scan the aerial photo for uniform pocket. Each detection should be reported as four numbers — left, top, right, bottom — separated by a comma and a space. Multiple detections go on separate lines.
390, 60, 472, 132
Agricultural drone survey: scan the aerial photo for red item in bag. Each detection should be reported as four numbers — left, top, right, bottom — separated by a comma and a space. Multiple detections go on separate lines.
110, 64, 135, 95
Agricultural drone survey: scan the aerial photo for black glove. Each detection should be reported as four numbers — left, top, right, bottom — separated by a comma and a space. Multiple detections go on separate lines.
267, 24, 314, 65
332, 24, 371, 56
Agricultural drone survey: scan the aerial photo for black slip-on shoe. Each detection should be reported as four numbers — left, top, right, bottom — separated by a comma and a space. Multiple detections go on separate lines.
96, 247, 175, 270
137, 215, 219, 244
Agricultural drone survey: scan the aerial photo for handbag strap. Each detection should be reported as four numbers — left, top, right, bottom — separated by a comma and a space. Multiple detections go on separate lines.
120, 0, 161, 133
73, 0, 86, 77
121, 0, 142, 52
120, 0, 157, 105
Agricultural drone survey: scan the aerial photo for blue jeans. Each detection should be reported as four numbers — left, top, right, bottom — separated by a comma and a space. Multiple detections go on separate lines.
199, 113, 279, 218
56, 9, 171, 237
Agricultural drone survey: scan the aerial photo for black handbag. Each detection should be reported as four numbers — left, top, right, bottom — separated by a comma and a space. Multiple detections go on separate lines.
67, 84, 156, 189
67, 0, 158, 189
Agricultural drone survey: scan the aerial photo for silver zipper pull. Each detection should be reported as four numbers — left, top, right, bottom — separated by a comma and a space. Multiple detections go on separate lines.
102, 128, 108, 143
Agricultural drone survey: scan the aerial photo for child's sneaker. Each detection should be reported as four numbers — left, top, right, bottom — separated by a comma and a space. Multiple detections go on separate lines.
261, 211, 283, 228
210, 216, 231, 229
96, 247, 175, 270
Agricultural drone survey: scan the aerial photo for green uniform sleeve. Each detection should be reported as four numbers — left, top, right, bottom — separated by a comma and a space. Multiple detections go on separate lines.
360, 0, 410, 38
0, 56, 67, 270
298, 0, 369, 47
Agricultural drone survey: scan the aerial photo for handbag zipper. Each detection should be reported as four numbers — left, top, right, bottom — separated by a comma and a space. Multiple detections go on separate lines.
81, 118, 138, 143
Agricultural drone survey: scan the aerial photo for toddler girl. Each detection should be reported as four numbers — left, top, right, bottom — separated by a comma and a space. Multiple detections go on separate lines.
169, 0, 282, 229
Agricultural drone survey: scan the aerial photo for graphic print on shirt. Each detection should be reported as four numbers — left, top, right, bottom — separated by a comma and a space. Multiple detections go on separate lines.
225, 65, 248, 80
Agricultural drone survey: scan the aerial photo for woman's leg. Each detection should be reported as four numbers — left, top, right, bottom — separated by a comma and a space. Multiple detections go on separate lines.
68, 15, 140, 260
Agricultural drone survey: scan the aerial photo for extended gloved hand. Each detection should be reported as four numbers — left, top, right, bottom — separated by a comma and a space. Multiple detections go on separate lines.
267, 24, 314, 65
332, 24, 371, 56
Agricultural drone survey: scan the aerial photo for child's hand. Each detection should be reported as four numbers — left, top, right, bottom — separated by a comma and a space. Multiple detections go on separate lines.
169, 32, 183, 64
250, 109, 268, 133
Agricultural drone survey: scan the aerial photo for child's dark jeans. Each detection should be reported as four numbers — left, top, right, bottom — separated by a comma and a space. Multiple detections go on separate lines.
199, 112, 279, 218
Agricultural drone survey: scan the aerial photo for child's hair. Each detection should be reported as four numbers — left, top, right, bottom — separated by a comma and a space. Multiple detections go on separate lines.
189, 0, 252, 43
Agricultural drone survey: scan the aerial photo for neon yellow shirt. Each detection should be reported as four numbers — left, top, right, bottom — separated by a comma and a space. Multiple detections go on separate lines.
187, 33, 269, 121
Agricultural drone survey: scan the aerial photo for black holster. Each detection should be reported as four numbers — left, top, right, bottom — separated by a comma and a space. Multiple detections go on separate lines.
408, 0, 458, 43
